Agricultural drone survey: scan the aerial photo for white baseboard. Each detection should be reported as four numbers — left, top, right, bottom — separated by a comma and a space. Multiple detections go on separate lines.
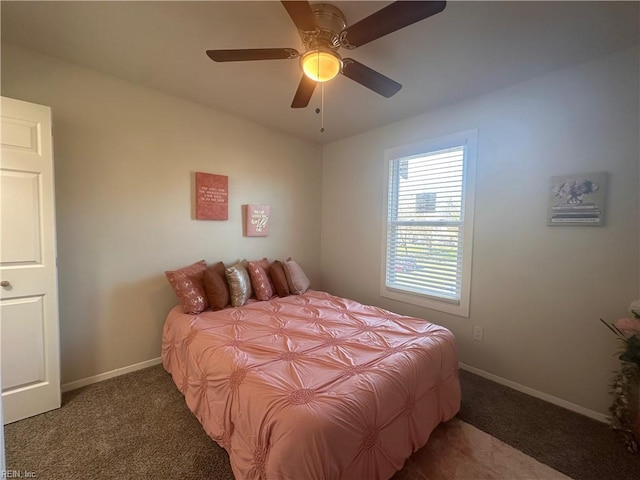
61, 357, 163, 393
459, 362, 608, 424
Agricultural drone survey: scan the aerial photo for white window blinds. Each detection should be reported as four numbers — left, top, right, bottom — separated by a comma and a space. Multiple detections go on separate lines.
385, 145, 466, 303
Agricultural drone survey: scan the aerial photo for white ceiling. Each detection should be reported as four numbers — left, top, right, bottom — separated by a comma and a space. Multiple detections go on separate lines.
2, 1, 639, 144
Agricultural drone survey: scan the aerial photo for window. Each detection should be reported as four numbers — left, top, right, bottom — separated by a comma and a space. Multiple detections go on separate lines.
381, 130, 477, 317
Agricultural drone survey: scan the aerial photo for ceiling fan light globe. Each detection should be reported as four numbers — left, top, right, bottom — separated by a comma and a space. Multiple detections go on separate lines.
301, 50, 341, 82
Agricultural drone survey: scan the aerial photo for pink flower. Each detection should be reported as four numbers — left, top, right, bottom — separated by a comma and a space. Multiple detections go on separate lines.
614, 317, 640, 336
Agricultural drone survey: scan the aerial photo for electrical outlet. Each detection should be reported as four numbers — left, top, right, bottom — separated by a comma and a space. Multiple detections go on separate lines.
472, 326, 484, 342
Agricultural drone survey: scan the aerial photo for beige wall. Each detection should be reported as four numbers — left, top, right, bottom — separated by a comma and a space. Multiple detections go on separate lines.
1, 44, 323, 385
321, 46, 640, 415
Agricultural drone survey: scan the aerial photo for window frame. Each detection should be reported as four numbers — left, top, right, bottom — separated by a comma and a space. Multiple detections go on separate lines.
380, 129, 477, 317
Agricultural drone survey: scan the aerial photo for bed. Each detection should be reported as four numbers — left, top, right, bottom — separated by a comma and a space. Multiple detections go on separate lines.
162, 289, 460, 480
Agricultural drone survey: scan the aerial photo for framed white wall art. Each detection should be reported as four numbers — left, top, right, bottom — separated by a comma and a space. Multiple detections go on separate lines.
547, 172, 607, 226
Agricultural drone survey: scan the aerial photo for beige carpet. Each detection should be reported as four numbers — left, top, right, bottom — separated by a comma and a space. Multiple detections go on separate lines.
394, 418, 571, 480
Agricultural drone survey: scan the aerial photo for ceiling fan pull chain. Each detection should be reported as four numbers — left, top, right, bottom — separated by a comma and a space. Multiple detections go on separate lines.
320, 82, 325, 133
317, 53, 325, 133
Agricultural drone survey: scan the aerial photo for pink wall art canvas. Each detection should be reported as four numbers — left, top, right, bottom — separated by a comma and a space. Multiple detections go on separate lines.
196, 172, 228, 220
244, 204, 270, 237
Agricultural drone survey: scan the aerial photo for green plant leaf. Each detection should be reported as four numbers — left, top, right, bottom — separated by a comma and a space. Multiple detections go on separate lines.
619, 335, 640, 367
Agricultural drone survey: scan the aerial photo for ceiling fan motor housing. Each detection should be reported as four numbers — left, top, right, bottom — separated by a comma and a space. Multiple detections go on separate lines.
301, 3, 346, 51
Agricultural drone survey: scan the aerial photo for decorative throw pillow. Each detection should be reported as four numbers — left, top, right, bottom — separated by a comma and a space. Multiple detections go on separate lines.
165, 260, 209, 314
203, 261, 230, 310
247, 258, 275, 301
269, 261, 290, 297
225, 261, 253, 307
283, 258, 311, 295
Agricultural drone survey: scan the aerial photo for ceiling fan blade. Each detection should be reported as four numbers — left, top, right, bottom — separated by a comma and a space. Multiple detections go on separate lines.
340, 1, 446, 49
341, 59, 402, 98
206, 48, 298, 62
281, 1, 318, 32
291, 75, 317, 108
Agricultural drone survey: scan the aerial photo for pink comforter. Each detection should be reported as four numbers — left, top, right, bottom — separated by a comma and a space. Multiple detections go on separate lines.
162, 290, 460, 480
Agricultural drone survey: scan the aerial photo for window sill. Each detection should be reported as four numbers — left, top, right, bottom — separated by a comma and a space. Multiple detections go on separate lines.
380, 286, 470, 317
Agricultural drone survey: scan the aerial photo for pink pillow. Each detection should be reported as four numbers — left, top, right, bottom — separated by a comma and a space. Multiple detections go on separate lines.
247, 258, 275, 301
165, 260, 208, 314
283, 258, 311, 295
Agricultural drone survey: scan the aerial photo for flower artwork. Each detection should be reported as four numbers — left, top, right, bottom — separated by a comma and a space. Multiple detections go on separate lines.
547, 172, 607, 226
600, 299, 640, 452
552, 177, 599, 204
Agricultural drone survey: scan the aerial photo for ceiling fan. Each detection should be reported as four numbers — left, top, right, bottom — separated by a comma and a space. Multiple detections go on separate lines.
206, 1, 446, 109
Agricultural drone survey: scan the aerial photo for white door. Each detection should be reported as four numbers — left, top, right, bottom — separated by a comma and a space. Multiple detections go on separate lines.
1, 96, 60, 424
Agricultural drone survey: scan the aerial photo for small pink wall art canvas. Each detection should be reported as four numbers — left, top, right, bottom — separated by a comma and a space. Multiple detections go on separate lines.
196, 172, 228, 220
244, 205, 270, 237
